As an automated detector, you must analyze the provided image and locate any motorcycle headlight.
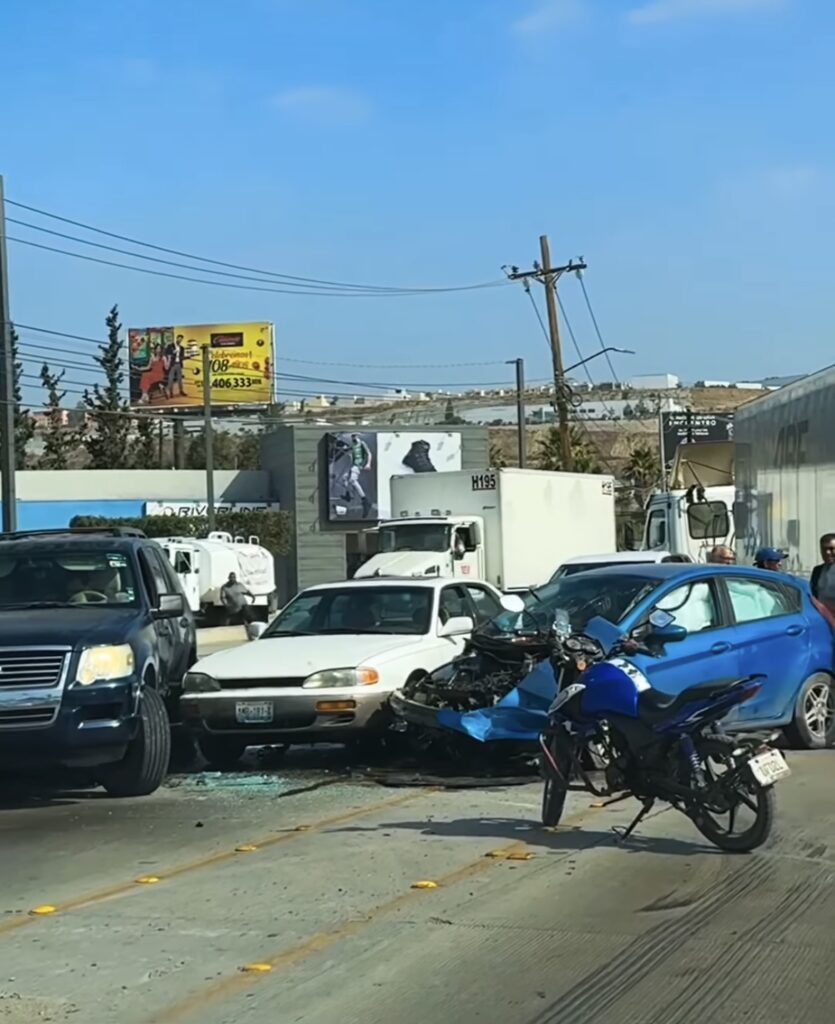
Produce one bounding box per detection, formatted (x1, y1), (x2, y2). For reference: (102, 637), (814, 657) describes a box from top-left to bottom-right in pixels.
(302, 667), (380, 689)
(76, 644), (135, 686)
(183, 672), (220, 693)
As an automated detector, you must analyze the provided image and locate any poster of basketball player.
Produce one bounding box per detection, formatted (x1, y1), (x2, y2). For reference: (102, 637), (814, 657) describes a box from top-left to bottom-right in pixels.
(327, 432), (379, 522)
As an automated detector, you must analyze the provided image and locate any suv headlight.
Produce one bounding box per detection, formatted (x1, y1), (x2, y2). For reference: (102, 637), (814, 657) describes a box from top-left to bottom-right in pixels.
(302, 667), (380, 689)
(183, 672), (220, 692)
(76, 644), (135, 686)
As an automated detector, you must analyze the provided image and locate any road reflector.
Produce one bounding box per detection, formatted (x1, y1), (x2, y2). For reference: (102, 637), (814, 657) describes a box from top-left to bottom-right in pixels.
(506, 851), (535, 861)
(485, 850), (507, 858)
(135, 875), (161, 884)
(590, 801), (606, 808)
(411, 880), (439, 889)
(30, 905), (57, 916)
(294, 825), (312, 831)
(236, 844), (259, 852)
(240, 962), (273, 973)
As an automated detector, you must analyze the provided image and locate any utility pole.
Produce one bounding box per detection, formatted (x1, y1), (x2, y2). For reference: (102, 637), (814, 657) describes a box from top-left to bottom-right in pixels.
(158, 418), (165, 469)
(0, 177), (17, 532)
(202, 346), (216, 532)
(506, 358), (527, 468)
(507, 240), (586, 473)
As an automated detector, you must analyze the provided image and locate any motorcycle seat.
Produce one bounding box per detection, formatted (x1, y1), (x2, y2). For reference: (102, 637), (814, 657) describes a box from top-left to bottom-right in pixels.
(638, 677), (746, 721)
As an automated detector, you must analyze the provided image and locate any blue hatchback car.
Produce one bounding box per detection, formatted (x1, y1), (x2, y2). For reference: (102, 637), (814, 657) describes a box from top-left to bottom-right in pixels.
(507, 564), (835, 749)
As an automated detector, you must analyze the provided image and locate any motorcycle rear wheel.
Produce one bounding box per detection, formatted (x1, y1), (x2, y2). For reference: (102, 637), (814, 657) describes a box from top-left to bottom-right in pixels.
(688, 736), (775, 853)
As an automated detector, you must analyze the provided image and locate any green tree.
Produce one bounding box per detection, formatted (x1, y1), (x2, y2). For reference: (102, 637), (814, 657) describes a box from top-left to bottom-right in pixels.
(82, 305), (131, 468)
(9, 326), (35, 466)
(130, 415), (158, 469)
(442, 399), (467, 425)
(38, 363), (76, 469)
(534, 425), (602, 474)
(623, 441), (659, 508)
(185, 429), (241, 469)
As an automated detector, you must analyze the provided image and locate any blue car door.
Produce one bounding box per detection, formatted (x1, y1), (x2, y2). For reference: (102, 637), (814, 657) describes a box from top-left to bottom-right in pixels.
(720, 575), (811, 722)
(625, 576), (740, 696)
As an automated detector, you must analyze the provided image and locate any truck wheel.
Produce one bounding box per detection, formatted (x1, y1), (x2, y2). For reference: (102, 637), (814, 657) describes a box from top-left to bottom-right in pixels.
(100, 687), (171, 797)
(784, 673), (835, 749)
(197, 736), (248, 769)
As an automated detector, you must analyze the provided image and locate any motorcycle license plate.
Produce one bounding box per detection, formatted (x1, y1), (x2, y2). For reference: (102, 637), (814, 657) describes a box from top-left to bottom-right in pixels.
(748, 748), (790, 786)
(235, 701), (274, 725)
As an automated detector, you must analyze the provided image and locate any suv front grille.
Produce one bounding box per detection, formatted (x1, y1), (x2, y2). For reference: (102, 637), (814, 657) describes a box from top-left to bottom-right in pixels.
(0, 649), (68, 689)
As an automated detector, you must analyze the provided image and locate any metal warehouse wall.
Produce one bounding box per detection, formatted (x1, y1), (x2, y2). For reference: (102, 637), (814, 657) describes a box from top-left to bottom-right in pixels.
(261, 424), (490, 596)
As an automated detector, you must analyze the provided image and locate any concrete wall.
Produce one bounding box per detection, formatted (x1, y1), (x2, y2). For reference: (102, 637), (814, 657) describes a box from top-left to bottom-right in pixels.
(261, 424), (490, 594)
(0, 470), (272, 530)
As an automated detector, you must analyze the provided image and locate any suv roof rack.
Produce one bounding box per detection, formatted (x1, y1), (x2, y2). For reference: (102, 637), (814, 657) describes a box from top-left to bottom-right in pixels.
(0, 527), (148, 540)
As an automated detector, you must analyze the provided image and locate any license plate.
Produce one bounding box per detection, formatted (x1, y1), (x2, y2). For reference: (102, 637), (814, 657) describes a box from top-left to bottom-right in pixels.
(235, 701), (273, 725)
(748, 748), (791, 786)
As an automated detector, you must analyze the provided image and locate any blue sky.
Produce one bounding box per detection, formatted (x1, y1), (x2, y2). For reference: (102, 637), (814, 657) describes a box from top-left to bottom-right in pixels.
(1, 0), (832, 404)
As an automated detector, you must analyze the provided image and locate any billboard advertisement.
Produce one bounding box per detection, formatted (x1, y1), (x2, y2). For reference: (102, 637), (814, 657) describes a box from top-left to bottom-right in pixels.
(128, 322), (273, 409)
(661, 411), (734, 468)
(326, 431), (462, 522)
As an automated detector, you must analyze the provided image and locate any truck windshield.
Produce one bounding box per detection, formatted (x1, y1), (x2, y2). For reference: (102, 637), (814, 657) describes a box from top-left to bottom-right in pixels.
(264, 586), (434, 636)
(0, 550), (139, 608)
(379, 524), (451, 553)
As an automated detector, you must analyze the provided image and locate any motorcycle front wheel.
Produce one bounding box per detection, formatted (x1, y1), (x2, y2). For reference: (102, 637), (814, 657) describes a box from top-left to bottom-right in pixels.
(688, 736), (775, 852)
(540, 733), (569, 827)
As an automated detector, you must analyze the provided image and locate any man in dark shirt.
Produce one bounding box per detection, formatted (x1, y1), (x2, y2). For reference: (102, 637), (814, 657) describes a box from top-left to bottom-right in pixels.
(220, 572), (254, 627)
(811, 533), (835, 610)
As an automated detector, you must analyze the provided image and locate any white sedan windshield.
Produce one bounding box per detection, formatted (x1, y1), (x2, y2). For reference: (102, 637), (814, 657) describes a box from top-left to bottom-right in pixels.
(264, 587), (434, 637)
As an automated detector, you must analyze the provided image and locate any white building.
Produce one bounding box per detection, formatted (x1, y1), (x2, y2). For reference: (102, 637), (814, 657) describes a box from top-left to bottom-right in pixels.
(628, 373), (681, 390)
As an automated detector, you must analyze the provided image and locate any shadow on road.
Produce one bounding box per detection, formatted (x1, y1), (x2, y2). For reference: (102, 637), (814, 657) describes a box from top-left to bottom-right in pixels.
(333, 814), (721, 857)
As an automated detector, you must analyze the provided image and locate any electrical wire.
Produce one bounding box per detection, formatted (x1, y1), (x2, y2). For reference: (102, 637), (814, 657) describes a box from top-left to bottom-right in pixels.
(5, 198), (511, 295)
(577, 272), (619, 385)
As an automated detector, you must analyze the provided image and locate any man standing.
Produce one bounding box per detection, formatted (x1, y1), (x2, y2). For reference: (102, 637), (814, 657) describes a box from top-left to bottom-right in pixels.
(220, 572), (254, 630)
(707, 545), (735, 565)
(811, 534), (835, 614)
(753, 547), (783, 571)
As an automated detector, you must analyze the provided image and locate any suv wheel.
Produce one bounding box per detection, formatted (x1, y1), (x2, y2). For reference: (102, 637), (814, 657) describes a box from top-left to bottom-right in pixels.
(197, 736), (248, 769)
(100, 687), (171, 797)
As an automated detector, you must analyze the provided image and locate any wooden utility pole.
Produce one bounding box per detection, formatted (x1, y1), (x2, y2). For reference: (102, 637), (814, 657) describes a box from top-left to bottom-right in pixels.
(507, 240), (586, 474)
(202, 346), (216, 532)
(539, 235), (571, 472)
(0, 176), (17, 532)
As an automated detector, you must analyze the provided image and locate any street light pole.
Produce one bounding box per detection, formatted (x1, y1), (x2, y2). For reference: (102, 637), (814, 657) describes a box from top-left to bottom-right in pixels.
(506, 358), (527, 468)
(202, 345), (216, 532)
(0, 176), (17, 533)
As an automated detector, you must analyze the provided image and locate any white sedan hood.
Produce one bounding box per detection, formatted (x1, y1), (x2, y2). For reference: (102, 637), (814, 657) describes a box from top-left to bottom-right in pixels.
(195, 634), (426, 679)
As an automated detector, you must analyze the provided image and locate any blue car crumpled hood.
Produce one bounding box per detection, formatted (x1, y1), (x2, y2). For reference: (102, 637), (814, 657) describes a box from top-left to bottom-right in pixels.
(435, 615), (621, 743)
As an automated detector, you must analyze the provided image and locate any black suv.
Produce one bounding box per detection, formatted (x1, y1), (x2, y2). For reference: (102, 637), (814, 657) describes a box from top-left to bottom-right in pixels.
(0, 528), (196, 796)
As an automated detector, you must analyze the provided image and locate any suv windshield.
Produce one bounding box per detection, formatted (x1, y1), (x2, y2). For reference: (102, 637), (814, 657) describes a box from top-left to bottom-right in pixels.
(379, 524), (450, 553)
(483, 573), (656, 637)
(264, 586), (434, 637)
(0, 549), (139, 608)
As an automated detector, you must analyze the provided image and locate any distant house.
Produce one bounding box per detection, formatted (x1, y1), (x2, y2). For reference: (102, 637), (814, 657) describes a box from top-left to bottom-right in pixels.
(628, 373), (681, 390)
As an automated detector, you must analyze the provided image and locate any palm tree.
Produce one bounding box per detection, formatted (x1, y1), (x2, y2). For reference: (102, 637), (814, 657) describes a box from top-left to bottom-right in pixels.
(535, 425), (602, 473)
(624, 442), (659, 508)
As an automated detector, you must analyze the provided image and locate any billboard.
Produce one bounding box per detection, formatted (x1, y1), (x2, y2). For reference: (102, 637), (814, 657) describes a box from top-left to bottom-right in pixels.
(128, 322), (273, 409)
(660, 411), (734, 469)
(326, 431), (463, 522)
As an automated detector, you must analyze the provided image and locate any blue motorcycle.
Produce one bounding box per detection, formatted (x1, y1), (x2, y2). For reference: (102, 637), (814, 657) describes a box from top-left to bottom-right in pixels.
(537, 609), (789, 851)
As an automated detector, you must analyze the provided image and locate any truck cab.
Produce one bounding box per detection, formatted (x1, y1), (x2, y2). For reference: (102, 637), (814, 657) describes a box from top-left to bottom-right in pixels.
(642, 440), (735, 562)
(354, 516), (485, 581)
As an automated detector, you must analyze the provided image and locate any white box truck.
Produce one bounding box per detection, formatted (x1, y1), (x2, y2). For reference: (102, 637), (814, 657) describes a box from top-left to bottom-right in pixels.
(354, 467), (616, 591)
(734, 367), (835, 575)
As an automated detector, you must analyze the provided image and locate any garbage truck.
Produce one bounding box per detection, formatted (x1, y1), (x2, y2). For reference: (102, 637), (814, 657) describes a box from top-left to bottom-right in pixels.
(353, 468), (616, 591)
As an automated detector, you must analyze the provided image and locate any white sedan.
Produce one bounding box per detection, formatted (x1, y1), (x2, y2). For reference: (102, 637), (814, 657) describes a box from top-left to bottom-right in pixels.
(180, 576), (507, 766)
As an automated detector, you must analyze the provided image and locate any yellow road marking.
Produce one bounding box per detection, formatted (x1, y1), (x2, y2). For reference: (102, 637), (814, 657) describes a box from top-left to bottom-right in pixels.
(0, 787), (436, 939)
(148, 797), (617, 1024)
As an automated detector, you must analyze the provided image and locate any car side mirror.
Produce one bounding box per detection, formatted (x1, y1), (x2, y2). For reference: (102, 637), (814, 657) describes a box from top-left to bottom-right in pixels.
(247, 621), (267, 640)
(500, 594), (525, 614)
(645, 609), (688, 644)
(439, 615), (474, 637)
(154, 593), (185, 619)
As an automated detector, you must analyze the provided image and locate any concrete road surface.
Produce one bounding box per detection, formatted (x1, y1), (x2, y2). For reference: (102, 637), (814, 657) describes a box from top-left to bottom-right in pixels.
(1, 751), (833, 1024)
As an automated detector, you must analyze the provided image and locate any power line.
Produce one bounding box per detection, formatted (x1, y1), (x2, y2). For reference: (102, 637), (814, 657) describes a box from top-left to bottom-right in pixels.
(6, 198), (511, 295)
(577, 272), (619, 384)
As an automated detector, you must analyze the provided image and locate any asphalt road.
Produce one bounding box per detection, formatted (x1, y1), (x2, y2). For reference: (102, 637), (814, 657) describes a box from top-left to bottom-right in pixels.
(1, 748), (833, 1024)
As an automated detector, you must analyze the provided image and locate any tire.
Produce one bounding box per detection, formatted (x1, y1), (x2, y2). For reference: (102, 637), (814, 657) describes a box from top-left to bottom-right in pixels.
(197, 735), (249, 770)
(688, 736), (775, 852)
(540, 733), (569, 827)
(100, 687), (171, 798)
(783, 672), (835, 750)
